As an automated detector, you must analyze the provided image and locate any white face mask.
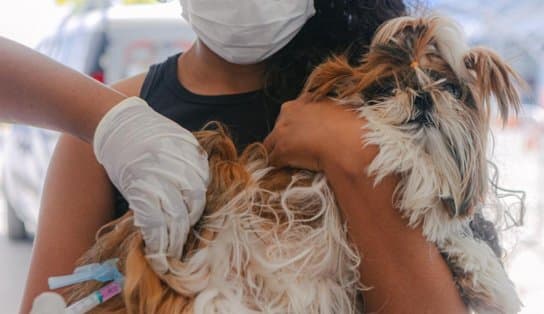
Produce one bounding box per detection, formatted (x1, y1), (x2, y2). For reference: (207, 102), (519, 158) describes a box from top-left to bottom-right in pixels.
(179, 0), (315, 64)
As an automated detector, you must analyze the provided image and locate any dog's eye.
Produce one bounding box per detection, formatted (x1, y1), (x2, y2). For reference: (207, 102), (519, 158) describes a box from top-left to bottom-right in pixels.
(364, 82), (396, 99)
(443, 83), (461, 99)
(377, 84), (395, 96)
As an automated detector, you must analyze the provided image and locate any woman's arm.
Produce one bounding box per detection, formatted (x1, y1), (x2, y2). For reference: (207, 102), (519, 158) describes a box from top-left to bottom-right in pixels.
(21, 134), (116, 314)
(0, 37), (125, 142)
(324, 161), (467, 313)
(19, 77), (145, 314)
(265, 98), (467, 313)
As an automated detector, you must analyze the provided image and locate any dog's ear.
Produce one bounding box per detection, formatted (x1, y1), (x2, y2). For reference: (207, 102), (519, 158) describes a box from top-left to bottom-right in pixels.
(303, 55), (359, 100)
(463, 47), (524, 122)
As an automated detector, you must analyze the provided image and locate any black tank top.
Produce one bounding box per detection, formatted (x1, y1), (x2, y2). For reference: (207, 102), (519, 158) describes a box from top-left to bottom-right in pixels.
(113, 53), (279, 216)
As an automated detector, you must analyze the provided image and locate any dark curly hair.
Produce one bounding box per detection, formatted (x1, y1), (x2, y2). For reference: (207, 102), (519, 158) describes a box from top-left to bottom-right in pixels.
(263, 0), (408, 107)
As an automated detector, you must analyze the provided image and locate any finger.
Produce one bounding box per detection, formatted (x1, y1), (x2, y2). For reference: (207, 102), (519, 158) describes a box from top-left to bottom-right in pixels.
(146, 253), (169, 275)
(160, 184), (189, 219)
(263, 130), (277, 153)
(182, 189), (207, 225)
(267, 138), (295, 169)
(267, 146), (283, 168)
(139, 225), (169, 273)
(269, 147), (320, 171)
(166, 215), (190, 260)
(296, 92), (313, 103)
(268, 146), (295, 169)
(132, 181), (192, 261)
(128, 178), (165, 228)
(158, 185), (192, 259)
(276, 98), (297, 123)
(139, 225), (167, 255)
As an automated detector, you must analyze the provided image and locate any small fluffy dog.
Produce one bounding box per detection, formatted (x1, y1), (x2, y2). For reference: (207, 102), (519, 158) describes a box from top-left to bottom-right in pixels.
(61, 15), (521, 313)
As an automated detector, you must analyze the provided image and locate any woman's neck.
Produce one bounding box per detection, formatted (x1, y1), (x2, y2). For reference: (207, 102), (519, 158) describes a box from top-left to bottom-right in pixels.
(178, 40), (266, 95)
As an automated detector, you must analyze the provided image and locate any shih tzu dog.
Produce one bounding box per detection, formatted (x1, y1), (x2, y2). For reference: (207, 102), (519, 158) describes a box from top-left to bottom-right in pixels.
(48, 15), (521, 314)
(305, 15), (523, 313)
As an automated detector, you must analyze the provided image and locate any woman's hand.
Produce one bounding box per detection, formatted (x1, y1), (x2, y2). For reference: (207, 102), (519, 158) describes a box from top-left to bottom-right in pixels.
(263, 95), (377, 177)
(0, 37), (125, 141)
(265, 95), (468, 313)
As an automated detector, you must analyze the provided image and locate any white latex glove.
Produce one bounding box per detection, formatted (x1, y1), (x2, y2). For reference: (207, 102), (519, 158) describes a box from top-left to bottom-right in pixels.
(93, 97), (209, 274)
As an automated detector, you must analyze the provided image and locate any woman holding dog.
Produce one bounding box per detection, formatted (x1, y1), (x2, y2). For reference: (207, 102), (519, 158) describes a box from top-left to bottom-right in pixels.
(20, 0), (470, 313)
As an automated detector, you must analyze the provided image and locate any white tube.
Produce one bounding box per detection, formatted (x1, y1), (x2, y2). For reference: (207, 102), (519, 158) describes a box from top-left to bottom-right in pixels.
(65, 281), (122, 314)
(65, 292), (100, 314)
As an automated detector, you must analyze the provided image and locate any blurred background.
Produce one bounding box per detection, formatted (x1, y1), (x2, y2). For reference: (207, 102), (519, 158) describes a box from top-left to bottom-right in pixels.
(0, 0), (543, 313)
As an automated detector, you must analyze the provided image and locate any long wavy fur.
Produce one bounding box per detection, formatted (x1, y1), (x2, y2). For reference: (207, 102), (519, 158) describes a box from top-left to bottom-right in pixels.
(63, 124), (361, 313)
(62, 15), (524, 314)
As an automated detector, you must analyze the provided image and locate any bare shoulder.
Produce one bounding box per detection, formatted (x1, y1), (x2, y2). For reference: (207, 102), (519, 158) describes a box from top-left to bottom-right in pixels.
(110, 72), (147, 96)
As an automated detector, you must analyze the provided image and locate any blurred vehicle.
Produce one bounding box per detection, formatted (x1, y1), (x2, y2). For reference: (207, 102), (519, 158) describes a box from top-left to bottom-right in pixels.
(3, 1), (195, 239)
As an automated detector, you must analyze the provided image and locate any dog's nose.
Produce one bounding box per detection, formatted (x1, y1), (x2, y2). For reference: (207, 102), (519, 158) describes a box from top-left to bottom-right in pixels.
(415, 91), (433, 112)
(412, 91), (434, 126)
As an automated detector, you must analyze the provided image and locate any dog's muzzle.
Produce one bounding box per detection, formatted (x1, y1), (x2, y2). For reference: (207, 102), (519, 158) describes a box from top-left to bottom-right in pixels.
(410, 91), (434, 126)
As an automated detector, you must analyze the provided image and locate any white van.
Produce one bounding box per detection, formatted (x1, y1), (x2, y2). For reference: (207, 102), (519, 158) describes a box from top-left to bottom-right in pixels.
(3, 2), (195, 239)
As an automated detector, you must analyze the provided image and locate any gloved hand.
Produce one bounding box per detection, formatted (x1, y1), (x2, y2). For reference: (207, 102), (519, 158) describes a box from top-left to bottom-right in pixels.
(93, 97), (209, 274)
